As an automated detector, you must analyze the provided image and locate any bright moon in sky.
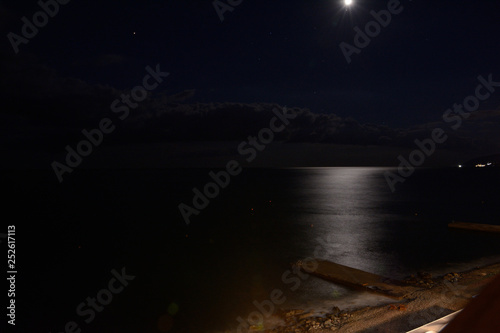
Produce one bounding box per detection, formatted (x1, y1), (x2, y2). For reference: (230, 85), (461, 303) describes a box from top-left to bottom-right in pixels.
(345, 0), (353, 5)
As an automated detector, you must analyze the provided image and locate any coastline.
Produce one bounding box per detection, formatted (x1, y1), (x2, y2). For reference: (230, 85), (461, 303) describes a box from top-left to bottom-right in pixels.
(259, 262), (500, 332)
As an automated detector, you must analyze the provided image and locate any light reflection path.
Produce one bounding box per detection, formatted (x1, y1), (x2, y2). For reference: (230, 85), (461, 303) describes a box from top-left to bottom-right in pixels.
(293, 167), (396, 276)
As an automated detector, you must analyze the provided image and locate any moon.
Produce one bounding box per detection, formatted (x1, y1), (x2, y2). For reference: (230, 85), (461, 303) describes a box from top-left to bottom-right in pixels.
(344, 0), (353, 5)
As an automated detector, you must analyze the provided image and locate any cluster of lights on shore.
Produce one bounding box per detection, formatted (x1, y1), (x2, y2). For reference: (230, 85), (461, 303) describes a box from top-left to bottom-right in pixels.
(458, 162), (494, 168)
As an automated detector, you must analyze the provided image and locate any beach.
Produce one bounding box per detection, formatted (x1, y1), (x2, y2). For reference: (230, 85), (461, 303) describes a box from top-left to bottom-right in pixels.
(261, 262), (500, 332)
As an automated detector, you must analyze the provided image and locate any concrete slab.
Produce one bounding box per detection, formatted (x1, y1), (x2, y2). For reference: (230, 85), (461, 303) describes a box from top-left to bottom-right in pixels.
(448, 221), (500, 233)
(298, 259), (413, 299)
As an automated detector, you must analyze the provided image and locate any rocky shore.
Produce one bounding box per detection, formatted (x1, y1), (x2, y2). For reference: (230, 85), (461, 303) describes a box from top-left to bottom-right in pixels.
(258, 263), (500, 333)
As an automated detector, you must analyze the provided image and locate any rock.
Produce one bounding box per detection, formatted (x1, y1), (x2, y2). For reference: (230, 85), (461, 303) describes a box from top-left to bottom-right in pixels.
(286, 309), (304, 317)
(389, 304), (407, 311)
(298, 313), (314, 320)
(331, 306), (341, 316)
(444, 272), (461, 283)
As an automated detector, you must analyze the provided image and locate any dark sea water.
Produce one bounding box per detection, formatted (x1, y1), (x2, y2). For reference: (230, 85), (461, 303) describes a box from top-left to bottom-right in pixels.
(3, 167), (500, 332)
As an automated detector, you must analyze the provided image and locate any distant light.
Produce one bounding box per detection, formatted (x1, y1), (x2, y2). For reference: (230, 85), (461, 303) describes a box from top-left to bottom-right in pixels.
(487, 162), (492, 166)
(344, 0), (353, 5)
(458, 165), (462, 168)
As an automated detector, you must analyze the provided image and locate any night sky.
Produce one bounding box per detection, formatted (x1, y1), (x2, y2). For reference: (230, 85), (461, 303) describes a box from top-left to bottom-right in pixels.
(1, 0), (500, 171)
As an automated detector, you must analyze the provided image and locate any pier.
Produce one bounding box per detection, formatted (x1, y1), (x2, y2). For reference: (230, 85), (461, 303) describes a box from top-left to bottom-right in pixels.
(448, 221), (500, 234)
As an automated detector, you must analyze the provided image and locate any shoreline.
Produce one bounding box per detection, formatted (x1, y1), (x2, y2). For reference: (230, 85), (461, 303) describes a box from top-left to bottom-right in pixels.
(259, 262), (500, 332)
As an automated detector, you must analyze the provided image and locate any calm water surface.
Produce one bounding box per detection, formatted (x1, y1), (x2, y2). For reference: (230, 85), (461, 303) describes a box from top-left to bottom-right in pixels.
(3, 167), (500, 332)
